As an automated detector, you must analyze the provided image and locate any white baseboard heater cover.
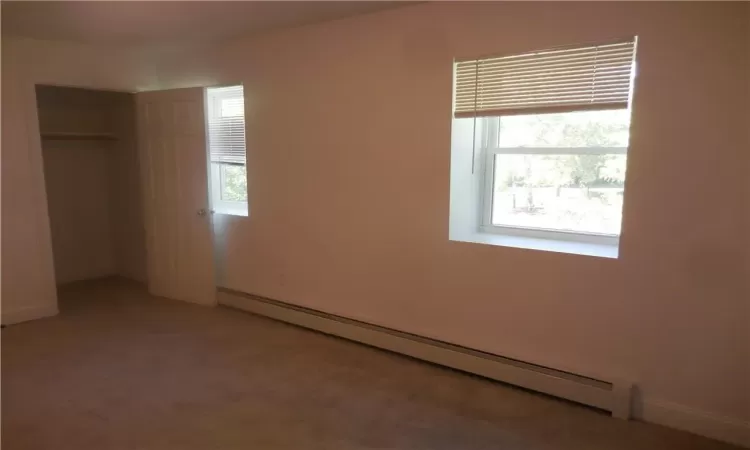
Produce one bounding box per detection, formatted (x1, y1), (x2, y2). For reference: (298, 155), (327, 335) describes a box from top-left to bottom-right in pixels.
(218, 288), (633, 419)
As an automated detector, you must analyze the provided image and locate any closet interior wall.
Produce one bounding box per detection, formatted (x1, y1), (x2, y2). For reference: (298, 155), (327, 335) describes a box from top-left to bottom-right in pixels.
(36, 86), (146, 285)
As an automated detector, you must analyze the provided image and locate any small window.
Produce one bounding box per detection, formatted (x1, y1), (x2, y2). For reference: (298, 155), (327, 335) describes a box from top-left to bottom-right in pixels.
(450, 39), (637, 254)
(206, 85), (248, 216)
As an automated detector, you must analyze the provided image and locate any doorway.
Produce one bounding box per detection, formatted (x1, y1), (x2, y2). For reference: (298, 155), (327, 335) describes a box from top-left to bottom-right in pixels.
(36, 85), (146, 286)
(36, 85), (219, 306)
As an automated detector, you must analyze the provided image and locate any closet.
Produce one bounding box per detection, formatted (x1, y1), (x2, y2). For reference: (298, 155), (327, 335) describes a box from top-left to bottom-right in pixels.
(36, 85), (146, 285)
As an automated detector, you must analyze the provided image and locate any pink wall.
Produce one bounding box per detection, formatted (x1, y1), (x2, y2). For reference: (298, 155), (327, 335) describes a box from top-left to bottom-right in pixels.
(1, 42), (59, 323)
(213, 1), (750, 437)
(42, 141), (118, 283)
(1, 2), (747, 443)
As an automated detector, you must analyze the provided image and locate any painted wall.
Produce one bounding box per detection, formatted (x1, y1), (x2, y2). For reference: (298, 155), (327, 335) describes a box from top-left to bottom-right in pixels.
(109, 93), (148, 283)
(1, 3), (748, 443)
(1, 41), (58, 324)
(210, 2), (749, 443)
(3, 38), (154, 92)
(42, 141), (117, 283)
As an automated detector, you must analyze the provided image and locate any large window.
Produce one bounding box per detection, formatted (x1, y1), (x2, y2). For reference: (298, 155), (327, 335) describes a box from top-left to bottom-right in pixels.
(483, 109), (629, 243)
(206, 85), (248, 216)
(451, 39), (636, 251)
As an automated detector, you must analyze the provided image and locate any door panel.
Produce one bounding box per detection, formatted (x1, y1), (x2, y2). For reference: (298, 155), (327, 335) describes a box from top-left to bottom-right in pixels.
(136, 88), (215, 305)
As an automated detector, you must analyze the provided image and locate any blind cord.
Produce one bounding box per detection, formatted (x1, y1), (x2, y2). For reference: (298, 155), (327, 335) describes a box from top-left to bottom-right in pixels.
(471, 60), (479, 174)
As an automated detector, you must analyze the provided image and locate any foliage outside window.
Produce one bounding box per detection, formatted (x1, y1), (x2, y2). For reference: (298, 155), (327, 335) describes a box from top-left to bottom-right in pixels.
(484, 110), (630, 238)
(220, 164), (248, 202)
(454, 39), (637, 248)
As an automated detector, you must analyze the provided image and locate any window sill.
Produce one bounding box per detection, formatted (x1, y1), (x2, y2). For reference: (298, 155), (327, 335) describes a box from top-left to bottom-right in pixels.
(455, 232), (618, 259)
(213, 202), (248, 217)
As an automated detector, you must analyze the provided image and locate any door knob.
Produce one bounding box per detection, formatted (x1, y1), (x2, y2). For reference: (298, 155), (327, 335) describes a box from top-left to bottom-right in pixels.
(197, 208), (207, 216)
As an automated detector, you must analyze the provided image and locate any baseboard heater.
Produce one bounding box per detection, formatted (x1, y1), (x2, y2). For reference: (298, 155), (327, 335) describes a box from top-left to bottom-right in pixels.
(218, 288), (633, 419)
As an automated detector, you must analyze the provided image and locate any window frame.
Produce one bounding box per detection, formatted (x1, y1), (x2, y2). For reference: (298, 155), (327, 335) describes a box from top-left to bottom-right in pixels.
(206, 85), (248, 217)
(210, 162), (248, 217)
(478, 115), (628, 246)
(209, 90), (244, 119)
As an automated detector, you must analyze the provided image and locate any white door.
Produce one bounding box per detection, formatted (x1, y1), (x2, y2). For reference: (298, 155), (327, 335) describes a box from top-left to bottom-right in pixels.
(136, 88), (215, 305)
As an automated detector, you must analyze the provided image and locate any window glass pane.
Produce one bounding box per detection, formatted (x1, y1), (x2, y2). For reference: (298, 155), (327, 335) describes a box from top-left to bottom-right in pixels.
(220, 164), (248, 202)
(498, 110), (630, 148)
(221, 98), (244, 117)
(492, 154), (626, 235)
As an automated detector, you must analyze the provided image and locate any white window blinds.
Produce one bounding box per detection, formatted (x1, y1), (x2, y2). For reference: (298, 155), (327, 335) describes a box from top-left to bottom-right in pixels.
(454, 39), (636, 118)
(207, 85), (246, 165)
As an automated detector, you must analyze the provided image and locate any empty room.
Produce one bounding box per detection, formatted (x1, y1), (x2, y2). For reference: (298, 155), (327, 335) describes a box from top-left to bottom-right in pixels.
(1, 1), (748, 449)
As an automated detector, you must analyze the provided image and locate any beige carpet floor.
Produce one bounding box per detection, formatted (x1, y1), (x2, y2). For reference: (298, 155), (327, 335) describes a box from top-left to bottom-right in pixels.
(1, 278), (740, 450)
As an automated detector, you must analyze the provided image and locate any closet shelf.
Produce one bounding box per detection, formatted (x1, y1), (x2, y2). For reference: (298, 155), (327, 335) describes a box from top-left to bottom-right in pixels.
(41, 132), (118, 141)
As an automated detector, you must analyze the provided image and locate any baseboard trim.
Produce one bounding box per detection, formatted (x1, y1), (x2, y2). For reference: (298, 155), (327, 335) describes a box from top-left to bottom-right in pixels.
(638, 399), (750, 447)
(217, 288), (633, 418)
(1, 304), (58, 325)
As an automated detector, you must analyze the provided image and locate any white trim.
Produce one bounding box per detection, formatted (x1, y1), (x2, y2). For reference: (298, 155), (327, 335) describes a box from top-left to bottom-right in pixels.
(488, 146), (628, 155)
(480, 147), (494, 225)
(218, 289), (750, 446)
(456, 232), (619, 258)
(637, 399), (750, 448)
(218, 288), (632, 418)
(214, 202), (248, 217)
(480, 224), (619, 246)
(209, 163), (248, 217)
(1, 304), (59, 325)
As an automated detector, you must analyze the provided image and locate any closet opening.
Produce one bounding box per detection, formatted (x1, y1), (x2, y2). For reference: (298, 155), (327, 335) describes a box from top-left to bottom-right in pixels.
(35, 85), (146, 287)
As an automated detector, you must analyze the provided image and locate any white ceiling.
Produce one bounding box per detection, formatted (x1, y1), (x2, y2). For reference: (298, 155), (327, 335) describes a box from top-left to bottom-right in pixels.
(1, 1), (412, 46)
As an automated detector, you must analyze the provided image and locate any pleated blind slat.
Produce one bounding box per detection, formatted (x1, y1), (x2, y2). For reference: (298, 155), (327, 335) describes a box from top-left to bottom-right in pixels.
(454, 39), (636, 118)
(207, 85), (246, 165)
